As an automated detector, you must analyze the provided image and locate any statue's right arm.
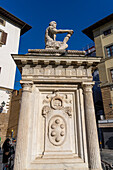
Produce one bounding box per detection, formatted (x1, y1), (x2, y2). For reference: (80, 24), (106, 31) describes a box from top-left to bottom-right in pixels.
(51, 28), (73, 35)
(57, 29), (73, 34)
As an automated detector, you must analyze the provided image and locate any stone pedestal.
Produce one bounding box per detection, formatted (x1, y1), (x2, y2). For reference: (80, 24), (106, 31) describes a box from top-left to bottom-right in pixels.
(13, 49), (102, 170)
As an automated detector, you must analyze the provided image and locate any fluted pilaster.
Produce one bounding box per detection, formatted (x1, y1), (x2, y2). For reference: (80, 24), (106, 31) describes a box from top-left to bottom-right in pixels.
(14, 83), (33, 170)
(83, 83), (102, 170)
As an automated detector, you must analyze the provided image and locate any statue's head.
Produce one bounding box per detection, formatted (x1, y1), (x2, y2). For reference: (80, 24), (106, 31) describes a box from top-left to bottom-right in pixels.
(49, 21), (57, 28)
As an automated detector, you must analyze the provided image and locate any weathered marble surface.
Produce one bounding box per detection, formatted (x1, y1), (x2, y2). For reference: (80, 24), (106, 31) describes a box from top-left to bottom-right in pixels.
(13, 50), (102, 170)
(45, 21), (73, 50)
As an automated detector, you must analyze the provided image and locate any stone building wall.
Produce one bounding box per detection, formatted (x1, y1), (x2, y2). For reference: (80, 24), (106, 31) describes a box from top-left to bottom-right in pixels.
(0, 111), (10, 147)
(93, 20), (113, 58)
(0, 92), (12, 146)
(0, 89), (22, 147)
(101, 87), (113, 119)
(7, 89), (22, 139)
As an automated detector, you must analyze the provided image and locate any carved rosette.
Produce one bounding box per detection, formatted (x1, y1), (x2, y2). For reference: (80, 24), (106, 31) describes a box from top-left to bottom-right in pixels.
(48, 116), (66, 146)
(51, 96), (63, 110)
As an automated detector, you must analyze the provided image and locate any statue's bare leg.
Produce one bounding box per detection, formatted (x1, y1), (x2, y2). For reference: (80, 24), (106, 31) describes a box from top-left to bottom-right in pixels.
(59, 43), (68, 50)
(58, 33), (72, 50)
(63, 33), (72, 44)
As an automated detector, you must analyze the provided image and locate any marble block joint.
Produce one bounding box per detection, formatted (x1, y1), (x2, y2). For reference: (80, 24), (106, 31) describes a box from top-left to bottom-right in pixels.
(12, 49), (102, 170)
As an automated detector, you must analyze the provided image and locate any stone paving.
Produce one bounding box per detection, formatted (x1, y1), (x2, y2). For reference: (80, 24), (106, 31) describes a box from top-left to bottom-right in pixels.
(0, 149), (113, 169)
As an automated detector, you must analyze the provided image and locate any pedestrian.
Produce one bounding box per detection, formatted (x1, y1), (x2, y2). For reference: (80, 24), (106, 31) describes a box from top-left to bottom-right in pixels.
(2, 138), (11, 170)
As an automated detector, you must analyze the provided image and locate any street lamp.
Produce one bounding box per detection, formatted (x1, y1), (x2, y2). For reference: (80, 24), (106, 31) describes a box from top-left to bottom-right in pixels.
(0, 101), (5, 113)
(1, 101), (5, 107)
(109, 103), (113, 108)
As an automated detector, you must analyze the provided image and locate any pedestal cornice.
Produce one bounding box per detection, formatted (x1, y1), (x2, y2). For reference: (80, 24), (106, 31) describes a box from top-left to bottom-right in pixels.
(12, 49), (101, 84)
(12, 49), (101, 68)
(12, 57), (101, 67)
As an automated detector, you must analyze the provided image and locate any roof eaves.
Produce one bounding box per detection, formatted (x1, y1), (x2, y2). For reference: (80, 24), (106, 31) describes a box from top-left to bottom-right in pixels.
(0, 7), (32, 35)
(82, 13), (113, 40)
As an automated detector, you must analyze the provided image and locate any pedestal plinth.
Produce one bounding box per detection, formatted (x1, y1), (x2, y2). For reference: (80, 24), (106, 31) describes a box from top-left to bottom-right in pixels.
(13, 49), (102, 170)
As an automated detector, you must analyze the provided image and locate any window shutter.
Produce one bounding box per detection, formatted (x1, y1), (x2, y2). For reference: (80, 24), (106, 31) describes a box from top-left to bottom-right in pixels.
(1, 31), (7, 45)
(0, 18), (5, 26)
(0, 18), (4, 25)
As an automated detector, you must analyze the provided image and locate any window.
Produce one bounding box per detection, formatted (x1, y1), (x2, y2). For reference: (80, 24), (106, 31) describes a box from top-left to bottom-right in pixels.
(0, 30), (7, 46)
(110, 69), (113, 82)
(103, 29), (111, 36)
(106, 45), (113, 57)
(0, 17), (5, 26)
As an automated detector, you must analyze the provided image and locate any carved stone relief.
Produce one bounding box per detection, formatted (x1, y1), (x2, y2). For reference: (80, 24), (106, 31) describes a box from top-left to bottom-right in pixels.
(48, 116), (66, 146)
(65, 106), (72, 117)
(51, 96), (63, 110)
(42, 92), (72, 117)
(23, 64), (92, 78)
(42, 105), (51, 117)
(42, 92), (72, 147)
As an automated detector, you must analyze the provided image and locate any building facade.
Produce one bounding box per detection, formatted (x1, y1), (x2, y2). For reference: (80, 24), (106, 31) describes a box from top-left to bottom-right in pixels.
(7, 90), (22, 139)
(0, 7), (31, 145)
(82, 14), (113, 149)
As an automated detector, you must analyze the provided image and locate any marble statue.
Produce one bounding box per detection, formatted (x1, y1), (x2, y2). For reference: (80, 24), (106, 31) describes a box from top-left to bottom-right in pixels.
(45, 21), (74, 50)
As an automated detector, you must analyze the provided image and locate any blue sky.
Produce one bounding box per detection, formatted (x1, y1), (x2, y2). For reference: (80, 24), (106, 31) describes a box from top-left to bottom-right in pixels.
(1, 0), (113, 53)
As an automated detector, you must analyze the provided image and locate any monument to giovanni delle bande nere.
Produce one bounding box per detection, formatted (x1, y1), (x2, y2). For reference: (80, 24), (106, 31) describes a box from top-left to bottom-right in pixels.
(12, 21), (102, 170)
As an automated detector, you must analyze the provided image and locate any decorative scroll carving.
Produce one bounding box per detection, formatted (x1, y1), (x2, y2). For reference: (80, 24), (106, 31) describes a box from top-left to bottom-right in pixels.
(43, 95), (51, 104)
(42, 105), (51, 117)
(42, 92), (72, 117)
(65, 107), (72, 117)
(63, 94), (72, 104)
(48, 116), (66, 146)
